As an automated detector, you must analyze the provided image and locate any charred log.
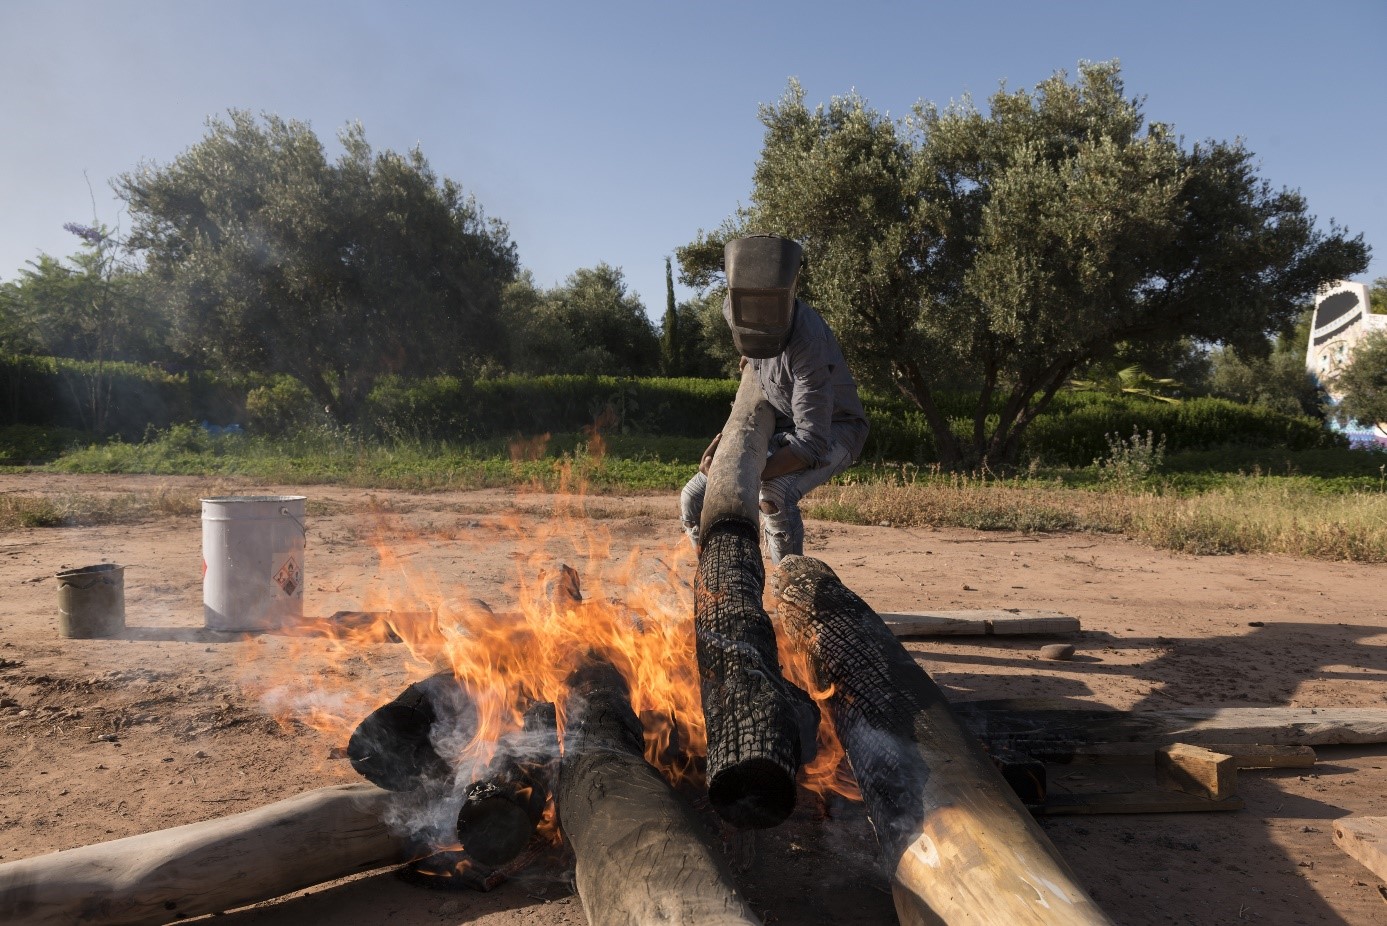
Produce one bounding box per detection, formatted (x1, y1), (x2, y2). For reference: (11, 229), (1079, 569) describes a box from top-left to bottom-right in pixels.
(773, 555), (1113, 926)
(455, 701), (558, 868)
(695, 366), (817, 830)
(347, 672), (476, 792)
(558, 661), (759, 926)
(696, 520), (817, 829)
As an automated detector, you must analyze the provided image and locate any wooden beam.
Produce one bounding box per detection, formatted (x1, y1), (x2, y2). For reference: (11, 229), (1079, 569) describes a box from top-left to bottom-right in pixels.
(699, 365), (775, 537)
(1037, 790), (1245, 816)
(0, 784), (407, 926)
(773, 555), (1113, 926)
(881, 611), (1079, 637)
(1047, 742), (1316, 768)
(1155, 744), (1238, 800)
(954, 702), (1387, 751)
(1333, 817), (1387, 883)
(557, 662), (760, 926)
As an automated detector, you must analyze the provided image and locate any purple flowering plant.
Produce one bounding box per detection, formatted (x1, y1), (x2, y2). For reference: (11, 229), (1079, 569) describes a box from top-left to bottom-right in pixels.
(63, 221), (108, 245)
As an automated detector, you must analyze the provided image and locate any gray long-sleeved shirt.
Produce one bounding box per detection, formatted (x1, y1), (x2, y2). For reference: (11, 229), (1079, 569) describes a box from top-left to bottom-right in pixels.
(748, 299), (869, 469)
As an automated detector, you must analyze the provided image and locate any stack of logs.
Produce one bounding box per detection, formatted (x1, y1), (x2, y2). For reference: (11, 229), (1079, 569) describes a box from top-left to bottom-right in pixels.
(0, 366), (1118, 926)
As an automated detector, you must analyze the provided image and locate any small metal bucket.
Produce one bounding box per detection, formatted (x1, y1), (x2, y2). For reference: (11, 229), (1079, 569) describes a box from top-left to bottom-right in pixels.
(56, 564), (125, 638)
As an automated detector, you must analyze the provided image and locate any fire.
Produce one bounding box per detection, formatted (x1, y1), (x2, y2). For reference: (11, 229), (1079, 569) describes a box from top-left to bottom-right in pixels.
(248, 454), (858, 829)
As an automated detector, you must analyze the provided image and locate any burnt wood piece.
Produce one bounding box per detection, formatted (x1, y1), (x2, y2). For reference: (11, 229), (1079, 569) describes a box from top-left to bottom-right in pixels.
(696, 519), (818, 829)
(456, 701), (558, 867)
(1037, 791), (1245, 815)
(773, 555), (1113, 926)
(347, 672), (476, 791)
(557, 662), (760, 926)
(953, 701), (1387, 754)
(0, 784), (407, 926)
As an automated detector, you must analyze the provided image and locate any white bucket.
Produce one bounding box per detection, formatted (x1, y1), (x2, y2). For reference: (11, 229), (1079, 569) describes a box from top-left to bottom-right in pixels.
(202, 495), (306, 631)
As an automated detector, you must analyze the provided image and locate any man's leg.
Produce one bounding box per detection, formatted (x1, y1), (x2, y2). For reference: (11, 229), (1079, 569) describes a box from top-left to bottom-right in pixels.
(679, 470), (708, 549)
(758, 443), (853, 564)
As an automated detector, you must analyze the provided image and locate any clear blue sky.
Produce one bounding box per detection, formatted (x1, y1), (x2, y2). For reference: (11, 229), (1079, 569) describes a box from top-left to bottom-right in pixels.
(3, 0), (1383, 322)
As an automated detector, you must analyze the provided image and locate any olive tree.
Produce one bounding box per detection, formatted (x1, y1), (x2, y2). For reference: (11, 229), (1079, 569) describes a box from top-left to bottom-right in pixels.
(679, 62), (1368, 469)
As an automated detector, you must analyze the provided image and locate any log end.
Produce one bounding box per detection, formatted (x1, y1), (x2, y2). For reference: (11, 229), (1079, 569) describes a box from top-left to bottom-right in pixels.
(346, 702), (451, 791)
(456, 791), (539, 867)
(708, 757), (797, 829)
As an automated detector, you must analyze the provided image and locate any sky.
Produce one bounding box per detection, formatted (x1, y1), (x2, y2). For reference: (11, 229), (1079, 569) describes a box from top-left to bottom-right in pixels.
(2, 0), (1384, 323)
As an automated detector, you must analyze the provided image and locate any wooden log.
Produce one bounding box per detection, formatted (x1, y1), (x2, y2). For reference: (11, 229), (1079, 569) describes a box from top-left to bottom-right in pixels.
(346, 671), (476, 791)
(696, 521), (817, 828)
(698, 365), (775, 538)
(456, 701), (557, 867)
(1155, 744), (1238, 800)
(881, 611), (1079, 637)
(1333, 817), (1387, 882)
(0, 784), (407, 926)
(694, 365), (816, 829)
(773, 555), (1112, 926)
(557, 662), (760, 926)
(953, 702), (1387, 752)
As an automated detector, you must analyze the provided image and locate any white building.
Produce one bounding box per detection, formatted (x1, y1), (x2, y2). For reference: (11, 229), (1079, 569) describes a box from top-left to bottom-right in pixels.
(1307, 279), (1386, 447)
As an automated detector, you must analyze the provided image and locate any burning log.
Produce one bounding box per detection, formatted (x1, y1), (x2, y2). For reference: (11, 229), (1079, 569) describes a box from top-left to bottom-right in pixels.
(346, 671), (476, 792)
(558, 661), (760, 926)
(455, 701), (557, 867)
(695, 366), (817, 830)
(0, 784), (407, 926)
(773, 556), (1114, 926)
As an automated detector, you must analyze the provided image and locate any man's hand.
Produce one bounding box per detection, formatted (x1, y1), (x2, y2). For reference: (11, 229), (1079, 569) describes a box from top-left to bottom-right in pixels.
(698, 433), (722, 475)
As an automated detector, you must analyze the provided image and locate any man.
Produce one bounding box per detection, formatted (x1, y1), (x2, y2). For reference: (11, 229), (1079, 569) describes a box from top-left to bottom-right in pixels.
(680, 234), (869, 563)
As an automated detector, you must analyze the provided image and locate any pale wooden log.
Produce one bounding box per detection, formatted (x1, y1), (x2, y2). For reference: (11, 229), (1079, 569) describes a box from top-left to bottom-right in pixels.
(881, 611), (1079, 637)
(1332, 817), (1387, 882)
(773, 555), (1113, 926)
(954, 702), (1387, 752)
(1155, 744), (1238, 800)
(698, 364), (774, 538)
(558, 662), (760, 926)
(1037, 791), (1244, 816)
(0, 784), (407, 926)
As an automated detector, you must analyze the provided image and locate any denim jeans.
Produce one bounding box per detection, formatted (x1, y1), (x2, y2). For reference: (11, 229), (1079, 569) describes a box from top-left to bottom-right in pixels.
(680, 439), (855, 564)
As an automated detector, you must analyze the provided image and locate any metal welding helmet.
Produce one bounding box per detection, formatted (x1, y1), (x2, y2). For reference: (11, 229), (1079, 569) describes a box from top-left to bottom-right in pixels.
(722, 234), (803, 358)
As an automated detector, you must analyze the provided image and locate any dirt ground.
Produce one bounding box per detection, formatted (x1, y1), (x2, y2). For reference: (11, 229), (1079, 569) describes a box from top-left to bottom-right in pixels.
(1, 472), (1385, 925)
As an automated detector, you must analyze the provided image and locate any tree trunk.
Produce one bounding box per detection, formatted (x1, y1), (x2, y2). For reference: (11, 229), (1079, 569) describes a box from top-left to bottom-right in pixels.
(696, 366), (817, 830)
(772, 555), (1113, 926)
(0, 784), (407, 926)
(557, 662), (760, 926)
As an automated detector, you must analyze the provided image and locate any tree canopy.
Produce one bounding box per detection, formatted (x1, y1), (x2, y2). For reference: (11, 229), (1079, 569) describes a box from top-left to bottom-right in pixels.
(117, 111), (518, 423)
(1331, 331), (1387, 426)
(678, 62), (1369, 469)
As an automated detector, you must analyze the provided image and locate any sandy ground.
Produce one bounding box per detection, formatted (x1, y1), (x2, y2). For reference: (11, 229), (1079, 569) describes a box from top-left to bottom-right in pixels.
(1, 472), (1385, 925)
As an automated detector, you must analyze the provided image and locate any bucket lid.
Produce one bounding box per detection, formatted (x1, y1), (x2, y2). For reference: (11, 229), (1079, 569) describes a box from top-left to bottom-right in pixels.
(56, 563), (124, 579)
(201, 495), (307, 504)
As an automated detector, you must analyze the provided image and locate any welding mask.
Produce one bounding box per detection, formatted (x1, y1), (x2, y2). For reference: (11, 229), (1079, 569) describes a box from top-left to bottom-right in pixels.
(722, 234), (803, 359)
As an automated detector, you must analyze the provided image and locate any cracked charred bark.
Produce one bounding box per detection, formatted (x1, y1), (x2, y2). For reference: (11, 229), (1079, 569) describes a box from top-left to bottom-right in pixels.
(772, 555), (1113, 926)
(557, 662), (759, 926)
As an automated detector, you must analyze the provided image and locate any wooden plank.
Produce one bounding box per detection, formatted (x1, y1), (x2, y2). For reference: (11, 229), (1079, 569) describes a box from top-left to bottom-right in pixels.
(1047, 742), (1316, 768)
(881, 611), (1080, 637)
(1333, 817), (1387, 882)
(1155, 744), (1238, 800)
(1037, 790), (1245, 816)
(954, 703), (1387, 750)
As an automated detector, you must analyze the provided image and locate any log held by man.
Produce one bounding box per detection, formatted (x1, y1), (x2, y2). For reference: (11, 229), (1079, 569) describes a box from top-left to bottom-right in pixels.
(773, 555), (1113, 926)
(695, 365), (818, 829)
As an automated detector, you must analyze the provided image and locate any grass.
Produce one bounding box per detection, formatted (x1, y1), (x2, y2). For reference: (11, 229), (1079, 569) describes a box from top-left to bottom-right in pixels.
(5, 424), (1386, 562)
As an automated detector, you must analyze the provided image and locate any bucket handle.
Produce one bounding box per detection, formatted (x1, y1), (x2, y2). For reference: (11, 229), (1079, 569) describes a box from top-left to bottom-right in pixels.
(280, 506), (307, 539)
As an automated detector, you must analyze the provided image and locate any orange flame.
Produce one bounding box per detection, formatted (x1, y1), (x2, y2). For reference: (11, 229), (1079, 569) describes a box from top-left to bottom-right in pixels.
(247, 450), (857, 813)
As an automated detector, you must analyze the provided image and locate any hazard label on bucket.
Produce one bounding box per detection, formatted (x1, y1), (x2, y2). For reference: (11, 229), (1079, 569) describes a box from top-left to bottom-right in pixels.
(274, 557), (301, 597)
